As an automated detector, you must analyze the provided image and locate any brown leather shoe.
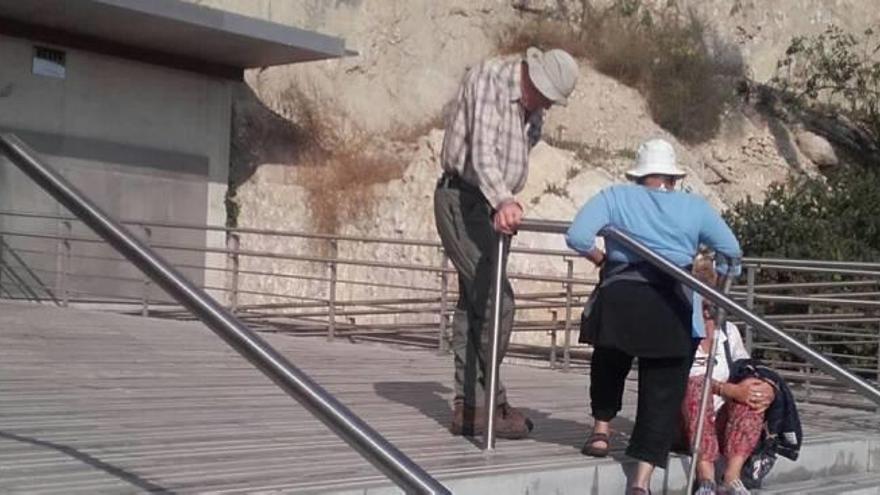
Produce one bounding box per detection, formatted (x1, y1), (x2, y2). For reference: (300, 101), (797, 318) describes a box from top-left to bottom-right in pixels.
(494, 403), (534, 440)
(450, 402), (485, 436)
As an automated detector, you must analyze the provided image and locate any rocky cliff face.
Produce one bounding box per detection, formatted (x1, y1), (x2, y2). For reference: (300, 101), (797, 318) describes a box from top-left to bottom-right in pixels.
(194, 0), (880, 218)
(195, 0), (879, 134)
(186, 0), (877, 341)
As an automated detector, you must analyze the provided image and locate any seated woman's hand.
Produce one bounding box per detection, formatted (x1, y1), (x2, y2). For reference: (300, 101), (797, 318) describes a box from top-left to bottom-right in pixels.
(748, 378), (776, 412)
(728, 378), (775, 412)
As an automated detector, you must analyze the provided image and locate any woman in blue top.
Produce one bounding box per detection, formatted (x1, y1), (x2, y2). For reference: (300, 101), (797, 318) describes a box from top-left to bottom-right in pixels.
(566, 138), (742, 495)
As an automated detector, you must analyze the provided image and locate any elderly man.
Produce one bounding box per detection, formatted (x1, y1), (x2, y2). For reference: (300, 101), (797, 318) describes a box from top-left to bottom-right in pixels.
(434, 47), (578, 439)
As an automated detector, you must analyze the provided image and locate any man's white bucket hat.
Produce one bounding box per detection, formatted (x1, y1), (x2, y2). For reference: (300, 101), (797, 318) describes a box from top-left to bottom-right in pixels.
(525, 47), (578, 106)
(626, 138), (687, 179)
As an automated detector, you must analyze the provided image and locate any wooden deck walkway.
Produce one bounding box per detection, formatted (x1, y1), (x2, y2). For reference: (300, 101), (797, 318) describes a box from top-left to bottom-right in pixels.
(1, 302), (878, 494)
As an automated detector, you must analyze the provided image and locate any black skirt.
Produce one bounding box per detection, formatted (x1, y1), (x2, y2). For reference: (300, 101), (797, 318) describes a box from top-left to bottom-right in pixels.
(588, 279), (694, 358)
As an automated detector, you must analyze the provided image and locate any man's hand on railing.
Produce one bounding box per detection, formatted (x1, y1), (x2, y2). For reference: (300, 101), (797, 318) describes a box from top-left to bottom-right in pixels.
(493, 200), (523, 235)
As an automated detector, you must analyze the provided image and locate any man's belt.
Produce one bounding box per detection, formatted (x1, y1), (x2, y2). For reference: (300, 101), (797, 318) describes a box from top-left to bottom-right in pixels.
(437, 172), (480, 193)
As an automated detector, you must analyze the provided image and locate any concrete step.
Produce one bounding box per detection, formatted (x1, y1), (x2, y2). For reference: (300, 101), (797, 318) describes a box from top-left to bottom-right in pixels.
(338, 432), (880, 494)
(757, 472), (880, 494)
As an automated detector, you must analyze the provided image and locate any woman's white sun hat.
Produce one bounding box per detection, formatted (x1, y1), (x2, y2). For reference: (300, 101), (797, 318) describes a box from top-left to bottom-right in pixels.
(625, 138), (687, 179)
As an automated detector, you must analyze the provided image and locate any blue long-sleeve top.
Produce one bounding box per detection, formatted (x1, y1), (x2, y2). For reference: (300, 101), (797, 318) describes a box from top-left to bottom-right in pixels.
(566, 184), (743, 338)
(566, 184), (742, 268)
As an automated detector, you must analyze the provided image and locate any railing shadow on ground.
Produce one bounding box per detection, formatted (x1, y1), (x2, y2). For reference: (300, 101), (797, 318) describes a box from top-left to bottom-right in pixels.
(0, 132), (451, 494)
(0, 430), (177, 494)
(0, 236), (59, 304)
(373, 380), (634, 451)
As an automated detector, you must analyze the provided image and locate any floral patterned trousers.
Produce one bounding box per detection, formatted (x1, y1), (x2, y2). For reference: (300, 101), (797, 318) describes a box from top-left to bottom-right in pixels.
(681, 376), (764, 462)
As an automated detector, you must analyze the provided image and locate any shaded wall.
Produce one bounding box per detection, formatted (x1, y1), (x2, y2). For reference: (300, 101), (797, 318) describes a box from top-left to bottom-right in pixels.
(0, 34), (231, 302)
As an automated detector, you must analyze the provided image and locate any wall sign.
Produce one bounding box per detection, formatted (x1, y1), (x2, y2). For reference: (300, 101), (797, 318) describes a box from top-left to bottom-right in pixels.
(33, 46), (66, 79)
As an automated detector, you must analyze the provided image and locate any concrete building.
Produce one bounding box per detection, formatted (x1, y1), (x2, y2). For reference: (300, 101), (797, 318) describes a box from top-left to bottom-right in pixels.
(0, 0), (349, 303)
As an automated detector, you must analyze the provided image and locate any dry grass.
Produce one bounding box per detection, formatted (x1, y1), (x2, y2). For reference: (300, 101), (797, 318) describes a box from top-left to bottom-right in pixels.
(496, 16), (587, 58)
(496, 0), (745, 144)
(545, 137), (635, 164)
(230, 84), (417, 234)
(297, 146), (406, 235)
(279, 87), (408, 235)
(389, 113), (446, 143)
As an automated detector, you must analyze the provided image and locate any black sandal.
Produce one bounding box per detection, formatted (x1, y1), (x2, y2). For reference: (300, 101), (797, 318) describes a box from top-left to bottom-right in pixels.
(581, 431), (611, 457)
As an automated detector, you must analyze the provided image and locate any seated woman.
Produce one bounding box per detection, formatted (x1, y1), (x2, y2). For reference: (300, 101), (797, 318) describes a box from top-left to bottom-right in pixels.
(684, 259), (776, 495)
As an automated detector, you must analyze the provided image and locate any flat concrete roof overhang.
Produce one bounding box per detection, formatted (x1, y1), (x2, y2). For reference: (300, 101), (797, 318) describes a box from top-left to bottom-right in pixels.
(0, 0), (352, 79)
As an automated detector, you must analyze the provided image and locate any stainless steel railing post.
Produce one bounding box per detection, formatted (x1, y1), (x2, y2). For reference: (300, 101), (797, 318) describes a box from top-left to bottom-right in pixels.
(745, 264), (756, 352)
(686, 267), (734, 494)
(876, 321), (880, 413)
(60, 220), (71, 307)
(327, 239), (338, 341)
(227, 232), (240, 314)
(438, 250), (450, 354)
(141, 226), (152, 317)
(483, 234), (508, 452)
(0, 133), (451, 495)
(0, 233), (4, 295)
(563, 257), (574, 371)
(549, 310), (558, 369)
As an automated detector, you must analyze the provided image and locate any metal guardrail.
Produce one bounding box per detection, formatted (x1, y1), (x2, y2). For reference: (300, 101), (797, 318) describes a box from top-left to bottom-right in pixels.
(688, 260), (735, 494)
(0, 133), (451, 494)
(0, 212), (592, 317)
(0, 210), (595, 371)
(3, 149), (880, 406)
(4, 207), (880, 398)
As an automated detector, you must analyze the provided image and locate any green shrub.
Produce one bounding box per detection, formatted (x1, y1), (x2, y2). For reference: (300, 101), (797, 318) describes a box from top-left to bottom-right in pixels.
(724, 168), (880, 261)
(726, 25), (880, 371)
(725, 169), (880, 368)
(732, 25), (880, 262)
(772, 24), (880, 167)
(774, 25), (880, 144)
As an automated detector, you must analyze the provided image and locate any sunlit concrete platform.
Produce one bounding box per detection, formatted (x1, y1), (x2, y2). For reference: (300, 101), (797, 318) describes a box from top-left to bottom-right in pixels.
(1, 302), (879, 494)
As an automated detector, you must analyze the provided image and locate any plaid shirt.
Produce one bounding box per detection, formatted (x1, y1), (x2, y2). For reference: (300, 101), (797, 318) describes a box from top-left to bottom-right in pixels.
(440, 57), (543, 209)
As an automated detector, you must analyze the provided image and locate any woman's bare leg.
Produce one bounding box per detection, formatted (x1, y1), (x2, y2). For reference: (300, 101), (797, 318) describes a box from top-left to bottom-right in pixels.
(723, 455), (748, 484)
(631, 461), (654, 489)
(719, 400), (765, 484)
(698, 459), (715, 482)
(589, 419), (611, 449)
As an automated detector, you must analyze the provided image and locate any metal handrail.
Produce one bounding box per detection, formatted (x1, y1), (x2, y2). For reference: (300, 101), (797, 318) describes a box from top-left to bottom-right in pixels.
(0, 227), (597, 284)
(0, 208), (573, 257)
(0, 133), (450, 494)
(6, 218), (879, 380)
(483, 234), (508, 451)
(515, 218), (880, 405)
(5, 209), (880, 274)
(743, 257), (880, 271)
(687, 259), (735, 494)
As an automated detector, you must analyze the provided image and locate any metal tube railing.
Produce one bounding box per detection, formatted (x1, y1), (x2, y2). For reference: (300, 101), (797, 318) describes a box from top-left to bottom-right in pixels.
(743, 257), (880, 271)
(482, 234), (508, 451)
(687, 271), (734, 494)
(515, 218), (880, 405)
(0, 133), (450, 494)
